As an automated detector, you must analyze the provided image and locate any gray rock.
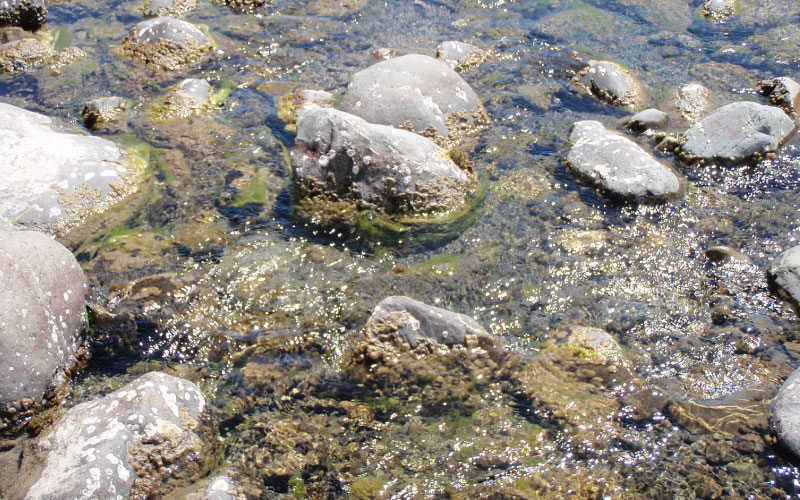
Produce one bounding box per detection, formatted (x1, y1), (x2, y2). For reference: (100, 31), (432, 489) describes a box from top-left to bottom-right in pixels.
(572, 60), (642, 108)
(119, 17), (213, 71)
(565, 120), (683, 201)
(435, 40), (487, 71)
(621, 108), (669, 133)
(759, 77), (800, 116)
(674, 83), (711, 125)
(0, 38), (52, 72)
(185, 471), (244, 500)
(772, 365), (800, 459)
(680, 101), (795, 164)
(340, 53), (485, 138)
(769, 245), (800, 307)
(292, 107), (475, 216)
(154, 78), (216, 120)
(705, 245), (751, 264)
(703, 0), (734, 19)
(24, 372), (206, 500)
(81, 96), (128, 130)
(554, 325), (622, 362)
(0, 103), (142, 235)
(0, 230), (86, 419)
(366, 296), (493, 349)
(0, 0), (45, 31)
(278, 88), (333, 128)
(141, 0), (198, 17)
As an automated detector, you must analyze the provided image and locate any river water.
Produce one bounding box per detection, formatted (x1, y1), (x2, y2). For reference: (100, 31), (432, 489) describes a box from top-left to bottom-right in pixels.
(3, 0), (800, 498)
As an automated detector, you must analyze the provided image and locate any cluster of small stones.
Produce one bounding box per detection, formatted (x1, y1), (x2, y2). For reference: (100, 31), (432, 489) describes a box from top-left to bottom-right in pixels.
(0, 38), (85, 73)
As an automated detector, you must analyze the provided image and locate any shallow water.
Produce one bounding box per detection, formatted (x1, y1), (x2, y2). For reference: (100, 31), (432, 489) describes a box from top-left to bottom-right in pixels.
(3, 0), (800, 498)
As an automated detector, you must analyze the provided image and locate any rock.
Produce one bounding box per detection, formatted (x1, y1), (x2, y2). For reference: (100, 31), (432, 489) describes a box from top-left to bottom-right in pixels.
(571, 60), (642, 108)
(277, 88), (334, 129)
(141, 0), (198, 17)
(153, 78), (216, 119)
(211, 0), (269, 11)
(759, 77), (800, 117)
(565, 120), (684, 201)
(620, 108), (669, 133)
(555, 326), (621, 359)
(0, 103), (143, 235)
(340, 54), (486, 138)
(291, 107), (475, 219)
(674, 83), (711, 125)
(371, 47), (395, 61)
(703, 0), (734, 19)
(0, 0), (45, 31)
(0, 38), (52, 72)
(81, 96), (128, 130)
(680, 102), (795, 164)
(119, 17), (213, 71)
(0, 230), (86, 423)
(185, 471), (244, 500)
(705, 245), (751, 264)
(772, 365), (800, 459)
(24, 372), (206, 500)
(435, 40), (488, 71)
(365, 296), (493, 349)
(769, 245), (800, 307)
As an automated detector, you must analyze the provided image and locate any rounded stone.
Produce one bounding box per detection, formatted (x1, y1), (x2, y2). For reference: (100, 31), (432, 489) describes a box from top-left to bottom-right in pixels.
(769, 245), (800, 307)
(772, 365), (800, 459)
(572, 60), (642, 108)
(120, 17), (213, 71)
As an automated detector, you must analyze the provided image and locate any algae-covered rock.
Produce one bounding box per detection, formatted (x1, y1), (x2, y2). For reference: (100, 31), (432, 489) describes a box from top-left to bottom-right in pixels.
(435, 40), (488, 71)
(340, 54), (486, 139)
(703, 0), (735, 19)
(141, 0), (198, 17)
(571, 60), (642, 108)
(81, 96), (128, 129)
(759, 77), (800, 117)
(23, 372), (207, 500)
(291, 108), (476, 225)
(0, 38), (51, 72)
(679, 101), (795, 164)
(674, 83), (711, 125)
(277, 88), (334, 129)
(211, 0), (269, 11)
(153, 78), (217, 120)
(0, 0), (45, 31)
(120, 17), (213, 71)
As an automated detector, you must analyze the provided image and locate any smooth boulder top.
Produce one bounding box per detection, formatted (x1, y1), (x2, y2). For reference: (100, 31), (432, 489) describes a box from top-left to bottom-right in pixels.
(340, 53), (483, 138)
(292, 107), (473, 216)
(621, 108), (669, 133)
(0, 230), (87, 413)
(366, 296), (493, 348)
(129, 16), (208, 46)
(0, 0), (46, 31)
(680, 101), (796, 164)
(773, 365), (800, 459)
(0, 102), (139, 235)
(572, 60), (641, 108)
(566, 120), (683, 201)
(769, 245), (800, 307)
(25, 371), (205, 500)
(175, 78), (212, 100)
(120, 17), (213, 70)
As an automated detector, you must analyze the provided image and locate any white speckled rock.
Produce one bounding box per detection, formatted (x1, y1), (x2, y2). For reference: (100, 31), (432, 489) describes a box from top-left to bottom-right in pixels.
(340, 54), (484, 138)
(24, 372), (206, 500)
(772, 365), (800, 459)
(674, 83), (712, 125)
(680, 102), (795, 164)
(572, 60), (642, 108)
(0, 230), (86, 418)
(435, 40), (487, 71)
(566, 120), (684, 201)
(0, 103), (141, 236)
(769, 245), (800, 307)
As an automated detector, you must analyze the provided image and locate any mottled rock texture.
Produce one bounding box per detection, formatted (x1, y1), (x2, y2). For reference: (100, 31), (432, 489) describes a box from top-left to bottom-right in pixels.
(119, 17), (213, 71)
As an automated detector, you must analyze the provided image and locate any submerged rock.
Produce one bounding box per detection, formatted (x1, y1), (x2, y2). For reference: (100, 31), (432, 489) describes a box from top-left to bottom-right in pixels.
(674, 83), (711, 125)
(679, 102), (795, 164)
(340, 54), (486, 139)
(119, 17), (213, 71)
(0, 103), (143, 235)
(572, 60), (642, 108)
(759, 77), (800, 117)
(81, 96), (128, 129)
(141, 0), (198, 17)
(211, 0), (269, 11)
(185, 470), (244, 500)
(0, 230), (87, 428)
(772, 366), (800, 459)
(769, 245), (800, 308)
(565, 120), (683, 201)
(24, 372), (206, 500)
(0, 38), (51, 72)
(435, 40), (488, 71)
(620, 108), (669, 133)
(291, 107), (476, 223)
(277, 88), (334, 130)
(153, 78), (217, 119)
(554, 326), (621, 359)
(0, 0), (45, 31)
(703, 0), (735, 19)
(705, 245), (751, 264)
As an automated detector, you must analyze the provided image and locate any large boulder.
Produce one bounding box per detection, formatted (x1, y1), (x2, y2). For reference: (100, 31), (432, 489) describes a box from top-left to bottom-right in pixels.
(291, 107), (475, 218)
(24, 372), (206, 500)
(340, 54), (486, 138)
(769, 245), (800, 308)
(0, 0), (45, 31)
(0, 230), (86, 424)
(565, 120), (683, 201)
(0, 103), (142, 235)
(571, 60), (642, 108)
(119, 17), (213, 71)
(365, 296), (493, 349)
(772, 365), (800, 459)
(680, 101), (795, 164)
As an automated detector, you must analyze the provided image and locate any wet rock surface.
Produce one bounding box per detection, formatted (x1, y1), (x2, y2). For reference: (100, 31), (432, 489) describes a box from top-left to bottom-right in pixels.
(703, 0), (735, 19)
(0, 230), (87, 428)
(566, 120), (683, 201)
(621, 108), (669, 133)
(0, 103), (141, 235)
(81, 96), (128, 129)
(759, 76), (800, 117)
(0, 0), (45, 31)
(680, 101), (796, 164)
(0, 38), (51, 72)
(435, 40), (487, 71)
(210, 0), (269, 11)
(23, 371), (206, 500)
(153, 78), (216, 119)
(773, 366), (800, 459)
(119, 17), (213, 71)
(572, 60), (642, 108)
(141, 0), (198, 17)
(340, 54), (486, 138)
(674, 83), (712, 125)
(769, 245), (800, 308)
(291, 107), (475, 223)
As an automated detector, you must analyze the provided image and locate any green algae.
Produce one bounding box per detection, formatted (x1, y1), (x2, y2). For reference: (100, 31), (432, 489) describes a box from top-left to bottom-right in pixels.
(350, 476), (388, 500)
(231, 172), (267, 207)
